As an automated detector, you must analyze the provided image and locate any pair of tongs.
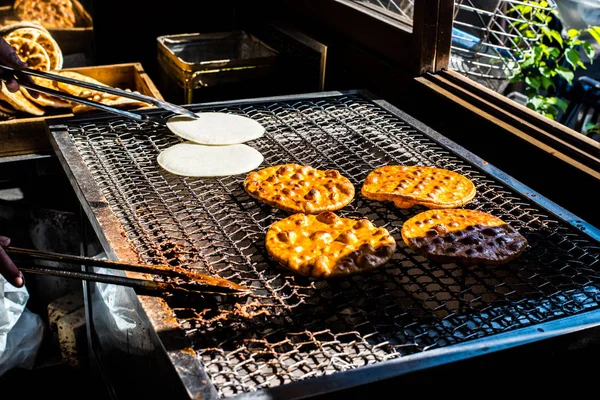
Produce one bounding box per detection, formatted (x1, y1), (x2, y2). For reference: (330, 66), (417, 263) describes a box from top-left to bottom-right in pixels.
(0, 65), (198, 124)
(4, 245), (249, 296)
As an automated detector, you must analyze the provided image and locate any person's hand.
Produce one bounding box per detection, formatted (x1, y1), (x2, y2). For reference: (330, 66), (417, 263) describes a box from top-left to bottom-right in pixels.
(0, 37), (38, 98)
(0, 236), (24, 288)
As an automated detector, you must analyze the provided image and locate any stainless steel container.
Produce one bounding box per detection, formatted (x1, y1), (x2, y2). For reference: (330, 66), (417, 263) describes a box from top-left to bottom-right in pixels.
(157, 31), (279, 104)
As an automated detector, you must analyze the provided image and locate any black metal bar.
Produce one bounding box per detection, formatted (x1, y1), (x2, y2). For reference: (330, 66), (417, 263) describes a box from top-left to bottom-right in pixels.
(19, 263), (171, 292)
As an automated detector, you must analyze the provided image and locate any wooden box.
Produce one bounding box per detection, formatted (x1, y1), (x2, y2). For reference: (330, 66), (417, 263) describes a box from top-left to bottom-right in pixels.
(0, 62), (163, 158)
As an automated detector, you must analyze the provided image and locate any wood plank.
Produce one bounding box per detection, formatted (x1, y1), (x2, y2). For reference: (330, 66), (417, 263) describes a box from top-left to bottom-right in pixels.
(416, 75), (600, 181)
(440, 69), (600, 156)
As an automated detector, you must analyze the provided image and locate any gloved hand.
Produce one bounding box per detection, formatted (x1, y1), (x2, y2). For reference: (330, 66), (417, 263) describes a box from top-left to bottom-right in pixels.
(0, 236), (24, 288)
(0, 37), (38, 98)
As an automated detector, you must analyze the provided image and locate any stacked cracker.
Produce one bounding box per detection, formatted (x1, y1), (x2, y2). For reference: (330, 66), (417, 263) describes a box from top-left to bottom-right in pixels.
(0, 23), (63, 116)
(0, 24), (149, 118)
(13, 0), (77, 29)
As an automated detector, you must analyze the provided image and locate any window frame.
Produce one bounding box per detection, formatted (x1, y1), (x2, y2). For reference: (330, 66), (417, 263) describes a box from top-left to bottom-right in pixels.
(282, 0), (453, 74)
(281, 0), (599, 179)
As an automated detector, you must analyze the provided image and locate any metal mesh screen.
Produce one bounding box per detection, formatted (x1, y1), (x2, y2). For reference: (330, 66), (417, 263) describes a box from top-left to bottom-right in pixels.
(59, 93), (600, 397)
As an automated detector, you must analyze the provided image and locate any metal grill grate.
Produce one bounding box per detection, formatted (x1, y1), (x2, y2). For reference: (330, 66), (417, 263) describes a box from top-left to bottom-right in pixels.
(59, 93), (600, 397)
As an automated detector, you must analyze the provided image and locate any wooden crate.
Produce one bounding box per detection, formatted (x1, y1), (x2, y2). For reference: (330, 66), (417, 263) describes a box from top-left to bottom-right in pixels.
(0, 0), (93, 54)
(0, 62), (163, 158)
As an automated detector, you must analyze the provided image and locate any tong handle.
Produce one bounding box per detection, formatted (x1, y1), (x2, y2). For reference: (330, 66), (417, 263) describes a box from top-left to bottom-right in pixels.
(19, 264), (232, 296)
(0, 65), (198, 119)
(5, 245), (250, 294)
(17, 79), (148, 122)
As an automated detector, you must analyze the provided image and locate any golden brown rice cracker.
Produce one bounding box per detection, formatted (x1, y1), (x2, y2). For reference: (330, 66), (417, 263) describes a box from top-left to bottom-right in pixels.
(362, 165), (476, 209)
(244, 164), (355, 214)
(0, 83), (44, 116)
(401, 209), (528, 265)
(266, 211), (396, 279)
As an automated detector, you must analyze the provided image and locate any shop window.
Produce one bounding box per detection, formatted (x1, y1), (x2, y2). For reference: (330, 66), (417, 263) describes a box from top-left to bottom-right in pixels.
(348, 0), (415, 22)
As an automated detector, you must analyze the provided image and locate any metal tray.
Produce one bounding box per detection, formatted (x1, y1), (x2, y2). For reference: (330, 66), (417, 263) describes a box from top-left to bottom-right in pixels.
(157, 31), (279, 91)
(46, 90), (600, 399)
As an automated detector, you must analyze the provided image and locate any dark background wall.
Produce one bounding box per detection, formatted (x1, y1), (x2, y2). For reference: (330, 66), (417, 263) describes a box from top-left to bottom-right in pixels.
(91, 0), (238, 80)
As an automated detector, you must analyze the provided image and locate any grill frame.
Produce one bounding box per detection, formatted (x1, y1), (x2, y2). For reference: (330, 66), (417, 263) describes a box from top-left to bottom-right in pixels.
(46, 90), (600, 399)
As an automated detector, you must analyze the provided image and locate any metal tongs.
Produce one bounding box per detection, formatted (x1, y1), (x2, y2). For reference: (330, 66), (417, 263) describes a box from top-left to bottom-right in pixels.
(3, 245), (250, 296)
(0, 65), (198, 124)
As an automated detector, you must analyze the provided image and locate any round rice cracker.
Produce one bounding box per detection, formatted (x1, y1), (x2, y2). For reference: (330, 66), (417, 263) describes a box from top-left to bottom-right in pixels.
(401, 209), (528, 265)
(167, 112), (265, 145)
(6, 27), (63, 70)
(266, 211), (396, 279)
(4, 36), (51, 71)
(244, 164), (355, 214)
(362, 165), (476, 209)
(157, 142), (264, 177)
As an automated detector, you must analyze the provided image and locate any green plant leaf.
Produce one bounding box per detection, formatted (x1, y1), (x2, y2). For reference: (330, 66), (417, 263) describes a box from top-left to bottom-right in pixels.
(547, 47), (560, 58)
(555, 66), (574, 83)
(555, 98), (568, 112)
(544, 104), (559, 120)
(582, 41), (596, 60)
(540, 25), (552, 41)
(535, 12), (546, 22)
(525, 76), (541, 90)
(509, 75), (523, 84)
(577, 60), (587, 69)
(525, 30), (538, 39)
(529, 96), (544, 109)
(588, 27), (600, 44)
(520, 55), (535, 68)
(566, 47), (580, 68)
(525, 86), (538, 97)
(585, 122), (600, 135)
(538, 65), (552, 77)
(541, 76), (555, 91)
(568, 29), (579, 39)
(549, 30), (563, 47)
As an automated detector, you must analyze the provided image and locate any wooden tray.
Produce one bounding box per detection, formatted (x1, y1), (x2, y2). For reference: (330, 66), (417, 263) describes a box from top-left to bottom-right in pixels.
(0, 62), (163, 158)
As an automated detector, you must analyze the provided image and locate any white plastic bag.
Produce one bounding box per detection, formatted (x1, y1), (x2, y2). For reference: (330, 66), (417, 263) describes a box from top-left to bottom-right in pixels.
(0, 277), (44, 376)
(91, 253), (153, 355)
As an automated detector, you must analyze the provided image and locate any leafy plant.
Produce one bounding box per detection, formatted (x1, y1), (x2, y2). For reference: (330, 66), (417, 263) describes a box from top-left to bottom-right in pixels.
(505, 1), (600, 120)
(584, 121), (600, 137)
